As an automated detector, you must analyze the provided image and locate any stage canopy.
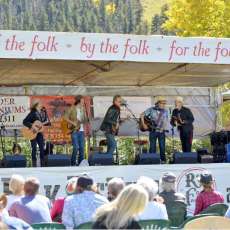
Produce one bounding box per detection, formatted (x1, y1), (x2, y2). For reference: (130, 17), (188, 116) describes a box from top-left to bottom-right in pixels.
(0, 30), (229, 137)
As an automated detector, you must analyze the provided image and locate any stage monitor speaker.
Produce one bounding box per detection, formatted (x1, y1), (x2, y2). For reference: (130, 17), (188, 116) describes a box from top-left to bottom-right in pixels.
(136, 153), (160, 165)
(173, 152), (198, 164)
(47, 154), (71, 167)
(88, 152), (113, 166)
(198, 155), (214, 163)
(226, 144), (230, 162)
(2, 155), (27, 168)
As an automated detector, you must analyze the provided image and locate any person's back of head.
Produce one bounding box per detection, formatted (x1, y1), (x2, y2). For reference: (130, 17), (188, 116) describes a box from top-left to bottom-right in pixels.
(107, 177), (125, 201)
(24, 177), (40, 196)
(94, 184), (148, 229)
(9, 174), (25, 196)
(199, 171), (214, 192)
(76, 175), (94, 193)
(137, 176), (158, 201)
(160, 172), (177, 193)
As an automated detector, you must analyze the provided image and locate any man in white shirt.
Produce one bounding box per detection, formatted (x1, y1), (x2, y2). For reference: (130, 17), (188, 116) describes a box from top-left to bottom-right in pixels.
(137, 176), (168, 220)
(62, 175), (108, 229)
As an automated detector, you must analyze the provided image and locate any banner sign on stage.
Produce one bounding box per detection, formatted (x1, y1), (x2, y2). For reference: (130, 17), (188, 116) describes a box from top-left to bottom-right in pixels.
(30, 96), (92, 143)
(1, 30), (230, 64)
(0, 164), (229, 215)
(0, 96), (29, 129)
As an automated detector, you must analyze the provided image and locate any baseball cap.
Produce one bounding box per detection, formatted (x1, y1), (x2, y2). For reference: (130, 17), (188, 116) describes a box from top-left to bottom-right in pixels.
(162, 172), (176, 183)
(200, 172), (214, 184)
(77, 175), (94, 189)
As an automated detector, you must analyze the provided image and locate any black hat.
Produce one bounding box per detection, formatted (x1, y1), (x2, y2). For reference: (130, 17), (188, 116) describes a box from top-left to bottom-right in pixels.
(162, 172), (176, 183)
(200, 172), (214, 184)
(77, 175), (93, 189)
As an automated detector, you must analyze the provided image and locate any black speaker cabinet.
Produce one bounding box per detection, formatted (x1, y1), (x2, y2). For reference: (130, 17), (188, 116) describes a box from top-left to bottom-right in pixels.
(47, 154), (71, 167)
(173, 152), (198, 164)
(88, 152), (113, 166)
(2, 155), (27, 168)
(136, 153), (160, 165)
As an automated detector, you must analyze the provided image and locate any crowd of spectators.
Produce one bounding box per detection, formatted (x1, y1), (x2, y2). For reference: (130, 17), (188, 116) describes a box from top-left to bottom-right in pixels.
(0, 170), (228, 229)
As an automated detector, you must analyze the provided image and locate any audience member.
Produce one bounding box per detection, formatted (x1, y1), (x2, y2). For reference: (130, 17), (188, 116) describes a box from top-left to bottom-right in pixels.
(93, 184), (148, 229)
(107, 177), (125, 201)
(9, 177), (51, 225)
(159, 172), (186, 205)
(194, 171), (224, 215)
(0, 193), (32, 230)
(137, 176), (168, 220)
(51, 177), (78, 223)
(6, 174), (25, 210)
(62, 175), (108, 228)
(225, 207), (230, 219)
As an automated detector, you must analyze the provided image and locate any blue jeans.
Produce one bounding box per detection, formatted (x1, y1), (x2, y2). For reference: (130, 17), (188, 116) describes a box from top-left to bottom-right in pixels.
(149, 131), (166, 161)
(31, 132), (45, 162)
(105, 133), (116, 155)
(71, 131), (85, 165)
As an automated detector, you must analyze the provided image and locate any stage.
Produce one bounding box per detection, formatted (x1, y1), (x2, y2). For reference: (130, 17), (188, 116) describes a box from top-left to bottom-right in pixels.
(0, 163), (229, 215)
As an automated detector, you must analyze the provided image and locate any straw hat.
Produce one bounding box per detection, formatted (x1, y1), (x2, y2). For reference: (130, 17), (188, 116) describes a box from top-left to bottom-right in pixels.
(175, 96), (184, 103)
(155, 96), (167, 104)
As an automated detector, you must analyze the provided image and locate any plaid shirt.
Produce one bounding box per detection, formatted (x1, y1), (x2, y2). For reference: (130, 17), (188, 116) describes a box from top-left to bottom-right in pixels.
(194, 190), (224, 215)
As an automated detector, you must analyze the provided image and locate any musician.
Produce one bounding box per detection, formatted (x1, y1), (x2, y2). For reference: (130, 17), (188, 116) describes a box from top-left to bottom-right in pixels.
(100, 95), (122, 155)
(64, 95), (88, 166)
(141, 96), (168, 163)
(23, 100), (45, 167)
(170, 96), (194, 152)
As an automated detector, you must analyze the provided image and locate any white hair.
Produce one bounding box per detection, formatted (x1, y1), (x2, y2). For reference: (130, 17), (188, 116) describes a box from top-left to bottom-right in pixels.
(9, 174), (25, 195)
(137, 176), (158, 201)
(108, 177), (125, 197)
(160, 180), (176, 192)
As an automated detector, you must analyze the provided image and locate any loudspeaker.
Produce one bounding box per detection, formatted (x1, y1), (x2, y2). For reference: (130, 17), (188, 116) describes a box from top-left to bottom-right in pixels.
(88, 152), (113, 166)
(136, 153), (160, 165)
(226, 144), (230, 162)
(47, 154), (71, 167)
(198, 155), (214, 163)
(2, 155), (27, 168)
(173, 152), (198, 164)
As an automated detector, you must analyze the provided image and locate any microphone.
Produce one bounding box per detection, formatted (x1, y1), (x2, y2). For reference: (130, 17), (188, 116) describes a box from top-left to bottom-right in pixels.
(121, 99), (128, 106)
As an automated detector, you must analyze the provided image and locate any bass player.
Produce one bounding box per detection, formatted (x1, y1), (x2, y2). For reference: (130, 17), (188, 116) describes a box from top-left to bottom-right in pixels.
(64, 95), (88, 166)
(140, 96), (168, 163)
(23, 99), (48, 167)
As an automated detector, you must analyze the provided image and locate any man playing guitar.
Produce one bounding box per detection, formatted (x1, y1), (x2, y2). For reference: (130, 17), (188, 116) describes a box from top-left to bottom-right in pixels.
(100, 95), (122, 155)
(141, 96), (168, 163)
(170, 96), (194, 152)
(64, 95), (88, 166)
(23, 100), (48, 167)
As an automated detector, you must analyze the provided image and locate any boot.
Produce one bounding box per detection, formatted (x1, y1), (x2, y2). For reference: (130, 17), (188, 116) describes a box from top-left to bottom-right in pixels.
(32, 160), (37, 167)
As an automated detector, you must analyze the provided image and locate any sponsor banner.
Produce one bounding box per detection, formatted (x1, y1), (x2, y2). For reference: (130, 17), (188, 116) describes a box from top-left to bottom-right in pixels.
(1, 30), (230, 64)
(0, 96), (29, 129)
(30, 96), (92, 144)
(0, 163), (229, 215)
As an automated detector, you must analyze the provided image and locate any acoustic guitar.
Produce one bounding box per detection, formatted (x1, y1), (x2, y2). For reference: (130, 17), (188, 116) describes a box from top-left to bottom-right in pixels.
(21, 120), (48, 140)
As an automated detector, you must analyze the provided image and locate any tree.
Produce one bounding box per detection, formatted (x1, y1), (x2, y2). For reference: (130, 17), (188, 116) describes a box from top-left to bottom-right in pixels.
(164, 0), (230, 37)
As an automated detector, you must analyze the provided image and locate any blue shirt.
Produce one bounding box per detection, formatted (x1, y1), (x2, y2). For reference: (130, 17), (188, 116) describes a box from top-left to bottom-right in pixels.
(144, 106), (168, 131)
(62, 191), (108, 229)
(9, 195), (52, 225)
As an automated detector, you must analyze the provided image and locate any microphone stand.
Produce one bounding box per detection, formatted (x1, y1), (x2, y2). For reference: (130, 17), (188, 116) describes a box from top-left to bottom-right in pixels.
(123, 104), (142, 155)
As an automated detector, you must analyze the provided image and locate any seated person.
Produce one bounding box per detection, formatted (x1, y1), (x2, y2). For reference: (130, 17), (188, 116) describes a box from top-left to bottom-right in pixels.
(194, 171), (224, 215)
(107, 177), (125, 201)
(51, 177), (78, 223)
(9, 177), (51, 225)
(137, 176), (168, 220)
(159, 172), (186, 205)
(62, 175), (108, 228)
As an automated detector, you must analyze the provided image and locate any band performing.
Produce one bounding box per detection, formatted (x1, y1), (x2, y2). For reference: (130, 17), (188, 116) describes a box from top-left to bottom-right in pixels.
(22, 95), (194, 166)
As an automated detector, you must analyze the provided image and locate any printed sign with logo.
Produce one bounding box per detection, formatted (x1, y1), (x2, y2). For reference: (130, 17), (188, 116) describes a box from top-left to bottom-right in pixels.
(0, 96), (29, 129)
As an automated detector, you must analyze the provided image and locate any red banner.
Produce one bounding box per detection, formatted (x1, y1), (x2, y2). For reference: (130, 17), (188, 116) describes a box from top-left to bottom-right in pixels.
(30, 96), (92, 144)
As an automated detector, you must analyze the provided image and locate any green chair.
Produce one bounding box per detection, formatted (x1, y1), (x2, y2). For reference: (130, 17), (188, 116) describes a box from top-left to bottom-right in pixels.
(200, 203), (229, 216)
(166, 201), (187, 227)
(139, 219), (170, 230)
(75, 222), (93, 229)
(179, 213), (219, 228)
(31, 222), (66, 229)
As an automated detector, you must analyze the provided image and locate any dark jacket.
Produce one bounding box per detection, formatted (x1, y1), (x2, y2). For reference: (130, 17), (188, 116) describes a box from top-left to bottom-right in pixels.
(100, 105), (120, 134)
(92, 217), (141, 229)
(170, 106), (194, 132)
(23, 109), (42, 128)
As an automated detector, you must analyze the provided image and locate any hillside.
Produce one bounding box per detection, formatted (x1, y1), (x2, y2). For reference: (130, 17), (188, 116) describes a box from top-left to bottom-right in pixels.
(142, 0), (168, 24)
